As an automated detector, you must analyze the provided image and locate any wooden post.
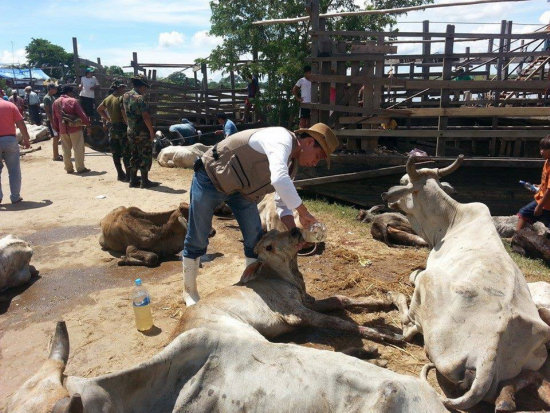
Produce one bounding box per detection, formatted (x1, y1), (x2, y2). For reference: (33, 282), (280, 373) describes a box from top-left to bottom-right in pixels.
(309, 0), (320, 124)
(152, 70), (157, 81)
(230, 65), (236, 118)
(486, 38), (493, 81)
(132, 52), (138, 76)
(201, 62), (209, 120)
(421, 20), (431, 103)
(504, 20), (513, 80)
(72, 37), (80, 80)
(494, 20), (507, 106)
(97, 57), (102, 67)
(436, 24), (454, 157)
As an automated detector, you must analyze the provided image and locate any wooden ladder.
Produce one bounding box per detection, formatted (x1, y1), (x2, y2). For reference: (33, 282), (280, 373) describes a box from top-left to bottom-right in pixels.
(502, 56), (550, 101)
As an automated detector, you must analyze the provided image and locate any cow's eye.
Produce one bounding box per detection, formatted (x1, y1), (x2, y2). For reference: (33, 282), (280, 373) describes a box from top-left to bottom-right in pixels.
(266, 245), (273, 251)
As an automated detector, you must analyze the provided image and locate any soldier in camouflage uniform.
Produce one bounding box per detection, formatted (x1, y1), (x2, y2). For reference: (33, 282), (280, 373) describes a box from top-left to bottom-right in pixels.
(122, 75), (159, 188)
(97, 80), (130, 181)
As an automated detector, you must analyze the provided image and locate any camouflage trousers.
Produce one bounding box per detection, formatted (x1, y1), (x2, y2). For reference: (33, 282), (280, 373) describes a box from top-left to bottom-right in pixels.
(127, 130), (153, 171)
(109, 123), (130, 168)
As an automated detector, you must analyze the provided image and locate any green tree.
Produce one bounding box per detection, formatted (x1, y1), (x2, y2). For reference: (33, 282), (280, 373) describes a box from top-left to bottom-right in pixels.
(164, 71), (196, 87)
(208, 0), (432, 126)
(105, 65), (125, 76)
(25, 38), (73, 79)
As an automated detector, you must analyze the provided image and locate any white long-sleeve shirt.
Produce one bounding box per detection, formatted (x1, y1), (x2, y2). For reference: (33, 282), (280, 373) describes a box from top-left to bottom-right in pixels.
(248, 127), (302, 218)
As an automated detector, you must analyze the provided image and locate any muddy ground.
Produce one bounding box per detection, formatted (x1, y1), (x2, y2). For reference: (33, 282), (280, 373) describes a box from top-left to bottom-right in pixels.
(0, 140), (548, 412)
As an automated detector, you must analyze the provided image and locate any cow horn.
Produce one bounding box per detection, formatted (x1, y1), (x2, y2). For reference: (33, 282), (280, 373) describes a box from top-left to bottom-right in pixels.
(406, 156), (420, 181)
(437, 155), (464, 178)
(48, 321), (70, 365)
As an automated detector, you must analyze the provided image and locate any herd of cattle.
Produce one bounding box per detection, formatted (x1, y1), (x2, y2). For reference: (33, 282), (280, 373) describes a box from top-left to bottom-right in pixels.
(2, 155), (550, 412)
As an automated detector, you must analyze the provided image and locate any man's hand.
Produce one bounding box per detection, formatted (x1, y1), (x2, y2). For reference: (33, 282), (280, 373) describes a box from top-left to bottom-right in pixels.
(296, 203), (317, 229)
(534, 203), (543, 216)
(215, 130), (224, 136)
(22, 140), (30, 149)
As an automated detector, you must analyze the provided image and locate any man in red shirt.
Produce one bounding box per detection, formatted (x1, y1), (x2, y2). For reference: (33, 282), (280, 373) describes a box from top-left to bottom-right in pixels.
(52, 85), (91, 174)
(0, 99), (31, 204)
(8, 91), (25, 117)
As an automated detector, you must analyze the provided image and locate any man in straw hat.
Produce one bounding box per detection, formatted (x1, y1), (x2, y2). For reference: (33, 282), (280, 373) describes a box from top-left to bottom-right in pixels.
(98, 79), (130, 182)
(182, 122), (339, 306)
(122, 74), (158, 188)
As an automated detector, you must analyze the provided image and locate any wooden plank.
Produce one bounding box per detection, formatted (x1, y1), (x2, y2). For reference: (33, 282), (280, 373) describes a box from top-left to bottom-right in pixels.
(295, 162), (436, 187)
(310, 30), (550, 40)
(350, 43), (397, 54)
(334, 129), (548, 138)
(335, 107), (550, 118)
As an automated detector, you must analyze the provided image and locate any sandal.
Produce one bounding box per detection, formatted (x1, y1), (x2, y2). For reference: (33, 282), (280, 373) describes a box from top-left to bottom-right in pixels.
(53, 155), (63, 161)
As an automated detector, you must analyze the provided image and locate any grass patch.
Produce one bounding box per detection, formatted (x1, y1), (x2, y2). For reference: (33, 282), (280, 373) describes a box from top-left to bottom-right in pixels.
(502, 240), (550, 282)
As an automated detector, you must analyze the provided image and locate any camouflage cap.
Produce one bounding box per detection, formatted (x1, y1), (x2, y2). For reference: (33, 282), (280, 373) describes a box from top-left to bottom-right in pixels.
(131, 74), (150, 88)
(110, 79), (127, 90)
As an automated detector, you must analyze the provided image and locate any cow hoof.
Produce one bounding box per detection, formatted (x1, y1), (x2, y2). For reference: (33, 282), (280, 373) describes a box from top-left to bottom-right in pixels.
(495, 399), (515, 412)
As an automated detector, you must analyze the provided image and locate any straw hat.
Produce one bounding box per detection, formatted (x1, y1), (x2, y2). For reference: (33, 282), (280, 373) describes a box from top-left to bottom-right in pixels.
(294, 122), (339, 168)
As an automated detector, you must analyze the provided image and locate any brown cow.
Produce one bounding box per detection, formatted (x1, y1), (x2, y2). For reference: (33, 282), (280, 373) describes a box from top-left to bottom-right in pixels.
(99, 203), (190, 266)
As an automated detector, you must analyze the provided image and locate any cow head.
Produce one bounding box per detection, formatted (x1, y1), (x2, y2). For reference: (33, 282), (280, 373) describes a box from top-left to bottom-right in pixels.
(240, 228), (306, 290)
(382, 155), (463, 213)
(5, 321), (83, 413)
(381, 156), (463, 247)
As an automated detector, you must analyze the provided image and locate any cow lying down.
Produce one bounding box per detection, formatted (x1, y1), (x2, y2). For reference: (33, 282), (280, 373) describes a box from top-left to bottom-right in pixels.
(382, 156), (550, 411)
(99, 203), (191, 266)
(512, 227), (550, 266)
(356, 205), (429, 248)
(157, 143), (211, 168)
(0, 235), (34, 291)
(6, 230), (448, 413)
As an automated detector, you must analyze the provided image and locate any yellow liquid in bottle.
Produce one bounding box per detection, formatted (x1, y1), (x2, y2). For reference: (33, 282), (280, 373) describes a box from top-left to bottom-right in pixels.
(133, 304), (153, 331)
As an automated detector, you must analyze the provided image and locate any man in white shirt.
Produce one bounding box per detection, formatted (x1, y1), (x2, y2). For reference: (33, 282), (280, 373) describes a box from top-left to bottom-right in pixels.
(79, 67), (100, 118)
(182, 122), (339, 306)
(24, 86), (41, 125)
(292, 65), (312, 129)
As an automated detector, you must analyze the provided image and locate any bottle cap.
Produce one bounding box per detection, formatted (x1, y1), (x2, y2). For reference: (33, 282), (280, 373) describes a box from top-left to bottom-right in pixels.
(135, 278), (142, 286)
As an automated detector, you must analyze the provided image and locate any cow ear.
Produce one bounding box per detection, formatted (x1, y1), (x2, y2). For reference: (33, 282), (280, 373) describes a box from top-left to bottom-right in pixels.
(239, 261), (263, 284)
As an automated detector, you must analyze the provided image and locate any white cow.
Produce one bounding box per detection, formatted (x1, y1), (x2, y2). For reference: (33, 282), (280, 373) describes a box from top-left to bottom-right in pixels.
(16, 122), (49, 144)
(157, 143), (211, 168)
(0, 235), (33, 291)
(382, 156), (550, 411)
(257, 192), (300, 232)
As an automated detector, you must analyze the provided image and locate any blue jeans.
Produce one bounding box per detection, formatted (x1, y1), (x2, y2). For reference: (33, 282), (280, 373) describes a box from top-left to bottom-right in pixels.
(0, 136), (21, 203)
(518, 200), (550, 227)
(183, 168), (263, 259)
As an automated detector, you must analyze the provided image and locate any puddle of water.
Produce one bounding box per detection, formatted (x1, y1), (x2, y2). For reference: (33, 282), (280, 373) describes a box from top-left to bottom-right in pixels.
(0, 260), (181, 329)
(22, 225), (99, 245)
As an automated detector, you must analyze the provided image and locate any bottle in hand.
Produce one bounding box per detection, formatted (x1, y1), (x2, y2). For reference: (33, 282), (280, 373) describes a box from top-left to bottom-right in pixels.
(519, 180), (539, 193)
(132, 278), (153, 331)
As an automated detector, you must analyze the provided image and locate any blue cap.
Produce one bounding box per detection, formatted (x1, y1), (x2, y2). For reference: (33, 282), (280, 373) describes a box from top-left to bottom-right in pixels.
(135, 278), (142, 286)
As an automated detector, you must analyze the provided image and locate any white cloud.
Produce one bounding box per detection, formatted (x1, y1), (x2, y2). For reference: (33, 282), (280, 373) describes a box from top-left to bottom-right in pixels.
(43, 0), (212, 25)
(191, 31), (223, 49)
(159, 31), (185, 48)
(0, 48), (26, 65)
(539, 10), (550, 24)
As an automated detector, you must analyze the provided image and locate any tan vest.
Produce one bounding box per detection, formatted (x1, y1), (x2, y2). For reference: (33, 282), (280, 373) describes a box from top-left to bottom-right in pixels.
(202, 128), (298, 203)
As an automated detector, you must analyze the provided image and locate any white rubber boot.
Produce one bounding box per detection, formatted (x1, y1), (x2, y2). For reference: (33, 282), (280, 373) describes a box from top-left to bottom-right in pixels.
(182, 257), (200, 306)
(245, 256), (257, 268)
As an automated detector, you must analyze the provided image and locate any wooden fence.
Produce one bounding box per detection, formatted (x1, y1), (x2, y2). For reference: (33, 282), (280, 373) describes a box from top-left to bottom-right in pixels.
(305, 17), (550, 157)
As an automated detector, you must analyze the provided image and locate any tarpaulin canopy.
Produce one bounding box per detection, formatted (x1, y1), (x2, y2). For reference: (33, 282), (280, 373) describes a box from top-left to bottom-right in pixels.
(0, 67), (50, 81)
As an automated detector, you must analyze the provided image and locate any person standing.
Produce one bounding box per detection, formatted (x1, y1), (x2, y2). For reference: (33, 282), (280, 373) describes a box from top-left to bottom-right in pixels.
(9, 91), (25, 117)
(51, 85), (91, 174)
(182, 123), (338, 306)
(0, 99), (31, 204)
(122, 75), (158, 189)
(292, 65), (312, 129)
(24, 86), (41, 125)
(79, 68), (100, 119)
(97, 80), (130, 182)
(215, 113), (238, 138)
(43, 83), (62, 161)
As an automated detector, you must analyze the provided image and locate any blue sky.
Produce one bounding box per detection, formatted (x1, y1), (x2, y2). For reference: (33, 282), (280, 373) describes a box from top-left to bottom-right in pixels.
(1, 0), (549, 78)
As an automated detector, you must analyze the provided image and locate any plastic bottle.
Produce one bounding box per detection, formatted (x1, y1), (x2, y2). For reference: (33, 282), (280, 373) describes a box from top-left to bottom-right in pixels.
(303, 221), (327, 243)
(519, 180), (539, 193)
(132, 278), (153, 331)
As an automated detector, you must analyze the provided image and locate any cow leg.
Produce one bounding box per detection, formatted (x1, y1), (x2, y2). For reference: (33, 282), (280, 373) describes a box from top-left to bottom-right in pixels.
(387, 291), (419, 341)
(537, 378), (550, 405)
(308, 295), (395, 313)
(495, 370), (543, 412)
(288, 307), (404, 345)
(118, 246), (159, 267)
(387, 227), (429, 248)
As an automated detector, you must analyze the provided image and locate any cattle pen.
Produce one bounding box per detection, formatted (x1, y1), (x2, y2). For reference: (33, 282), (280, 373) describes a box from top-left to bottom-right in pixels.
(73, 4), (549, 214)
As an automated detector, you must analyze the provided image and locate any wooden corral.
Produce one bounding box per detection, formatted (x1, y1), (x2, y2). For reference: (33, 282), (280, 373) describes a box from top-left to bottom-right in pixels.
(71, 38), (257, 133)
(306, 18), (549, 158)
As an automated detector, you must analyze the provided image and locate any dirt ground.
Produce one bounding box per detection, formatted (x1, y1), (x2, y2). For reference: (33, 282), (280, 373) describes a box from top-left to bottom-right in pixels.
(0, 139), (546, 412)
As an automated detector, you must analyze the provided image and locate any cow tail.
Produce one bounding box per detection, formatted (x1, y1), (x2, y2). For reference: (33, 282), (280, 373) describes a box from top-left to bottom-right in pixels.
(442, 351), (497, 411)
(420, 363), (435, 382)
